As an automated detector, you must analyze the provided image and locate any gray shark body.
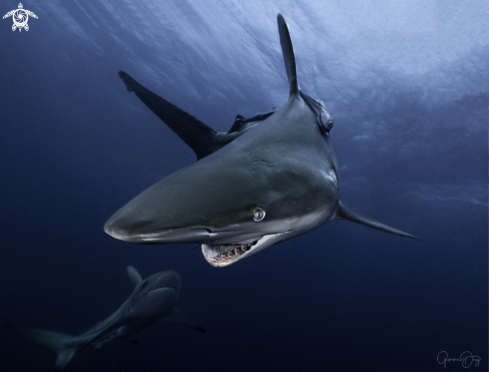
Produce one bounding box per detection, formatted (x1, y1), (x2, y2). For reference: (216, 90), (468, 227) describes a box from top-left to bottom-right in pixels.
(1, 267), (204, 370)
(105, 14), (417, 268)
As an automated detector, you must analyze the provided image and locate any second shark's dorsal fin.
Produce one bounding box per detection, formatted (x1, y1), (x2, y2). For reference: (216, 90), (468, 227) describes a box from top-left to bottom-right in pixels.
(335, 202), (419, 240)
(126, 266), (143, 289)
(277, 14), (299, 98)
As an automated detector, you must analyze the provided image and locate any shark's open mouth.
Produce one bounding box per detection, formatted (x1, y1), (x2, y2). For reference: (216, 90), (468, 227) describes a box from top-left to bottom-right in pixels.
(201, 233), (289, 267)
(202, 234), (282, 267)
(202, 239), (259, 267)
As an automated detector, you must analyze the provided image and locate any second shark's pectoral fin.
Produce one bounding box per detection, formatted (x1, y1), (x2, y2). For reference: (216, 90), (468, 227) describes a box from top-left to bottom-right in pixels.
(277, 14), (299, 98)
(164, 308), (206, 333)
(126, 266), (143, 289)
(335, 202), (419, 240)
(118, 70), (222, 160)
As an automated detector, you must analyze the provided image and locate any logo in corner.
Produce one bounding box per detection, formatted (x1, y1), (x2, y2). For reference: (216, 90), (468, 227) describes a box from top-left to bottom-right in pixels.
(3, 3), (37, 32)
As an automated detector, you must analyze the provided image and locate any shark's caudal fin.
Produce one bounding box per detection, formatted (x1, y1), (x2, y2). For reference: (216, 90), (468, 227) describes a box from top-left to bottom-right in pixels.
(277, 14), (299, 98)
(164, 308), (206, 333)
(336, 202), (419, 240)
(118, 70), (222, 160)
(126, 265), (143, 289)
(1, 318), (78, 370)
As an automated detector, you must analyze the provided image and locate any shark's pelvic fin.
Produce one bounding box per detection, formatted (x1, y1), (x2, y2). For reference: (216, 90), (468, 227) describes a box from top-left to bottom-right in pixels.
(1, 318), (77, 370)
(164, 308), (206, 333)
(118, 70), (221, 160)
(277, 14), (299, 98)
(126, 265), (143, 289)
(228, 115), (246, 134)
(336, 202), (420, 240)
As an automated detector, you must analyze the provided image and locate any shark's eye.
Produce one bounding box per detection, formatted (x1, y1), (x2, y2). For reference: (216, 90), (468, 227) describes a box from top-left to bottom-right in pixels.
(253, 207), (266, 222)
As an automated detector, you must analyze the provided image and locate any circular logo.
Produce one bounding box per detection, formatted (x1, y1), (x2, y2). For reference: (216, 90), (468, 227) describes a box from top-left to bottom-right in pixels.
(13, 9), (28, 28)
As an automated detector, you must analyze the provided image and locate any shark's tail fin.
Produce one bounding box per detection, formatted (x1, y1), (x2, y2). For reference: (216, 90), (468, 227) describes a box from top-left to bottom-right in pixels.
(335, 202), (419, 240)
(2, 317), (78, 370)
(277, 14), (299, 98)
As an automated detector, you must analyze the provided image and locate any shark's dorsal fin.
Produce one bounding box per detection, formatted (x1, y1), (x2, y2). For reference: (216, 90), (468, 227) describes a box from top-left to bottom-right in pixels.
(118, 71), (222, 160)
(126, 266), (143, 289)
(164, 308), (206, 333)
(277, 14), (299, 98)
(336, 202), (419, 239)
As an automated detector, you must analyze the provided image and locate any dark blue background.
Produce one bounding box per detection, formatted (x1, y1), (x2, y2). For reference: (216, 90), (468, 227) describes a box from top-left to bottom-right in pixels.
(0, 1), (487, 371)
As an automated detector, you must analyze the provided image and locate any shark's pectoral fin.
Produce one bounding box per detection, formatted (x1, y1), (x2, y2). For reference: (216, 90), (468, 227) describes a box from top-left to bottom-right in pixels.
(118, 70), (222, 160)
(1, 317), (78, 370)
(335, 202), (419, 240)
(126, 266), (143, 289)
(164, 308), (206, 333)
(277, 14), (299, 98)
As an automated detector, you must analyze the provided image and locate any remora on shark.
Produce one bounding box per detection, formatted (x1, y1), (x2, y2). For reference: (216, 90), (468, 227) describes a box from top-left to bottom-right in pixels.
(1, 266), (204, 370)
(105, 14), (418, 267)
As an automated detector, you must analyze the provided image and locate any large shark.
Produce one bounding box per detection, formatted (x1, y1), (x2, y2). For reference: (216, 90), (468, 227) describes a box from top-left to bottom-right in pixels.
(1, 266), (205, 370)
(105, 14), (418, 268)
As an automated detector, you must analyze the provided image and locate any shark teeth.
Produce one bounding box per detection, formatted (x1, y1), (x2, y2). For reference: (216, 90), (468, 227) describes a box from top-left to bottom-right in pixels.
(202, 240), (260, 266)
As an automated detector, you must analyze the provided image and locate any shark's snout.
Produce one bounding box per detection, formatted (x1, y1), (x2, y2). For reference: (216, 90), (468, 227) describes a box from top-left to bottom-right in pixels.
(104, 217), (212, 244)
(104, 217), (149, 243)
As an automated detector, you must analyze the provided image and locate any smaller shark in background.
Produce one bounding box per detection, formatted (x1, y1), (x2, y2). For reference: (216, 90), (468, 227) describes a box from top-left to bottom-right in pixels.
(1, 266), (205, 370)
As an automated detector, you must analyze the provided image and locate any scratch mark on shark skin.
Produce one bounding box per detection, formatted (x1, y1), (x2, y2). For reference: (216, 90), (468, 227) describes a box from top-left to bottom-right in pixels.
(250, 159), (275, 166)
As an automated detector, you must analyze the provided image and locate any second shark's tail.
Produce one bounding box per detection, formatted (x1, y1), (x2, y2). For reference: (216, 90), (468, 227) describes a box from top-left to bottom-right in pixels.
(1, 318), (79, 370)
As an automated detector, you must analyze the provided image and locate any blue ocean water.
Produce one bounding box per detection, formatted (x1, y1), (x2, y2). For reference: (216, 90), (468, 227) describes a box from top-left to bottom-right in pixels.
(0, 0), (487, 371)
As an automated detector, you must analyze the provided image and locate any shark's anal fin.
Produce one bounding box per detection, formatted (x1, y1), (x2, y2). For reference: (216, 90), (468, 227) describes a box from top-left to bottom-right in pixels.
(126, 266), (143, 289)
(1, 317), (77, 370)
(118, 71), (220, 160)
(164, 308), (206, 333)
(335, 202), (419, 240)
(277, 14), (299, 98)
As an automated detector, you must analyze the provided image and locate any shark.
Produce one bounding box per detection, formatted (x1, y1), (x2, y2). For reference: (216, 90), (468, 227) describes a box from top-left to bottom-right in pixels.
(1, 266), (205, 370)
(104, 14), (418, 268)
